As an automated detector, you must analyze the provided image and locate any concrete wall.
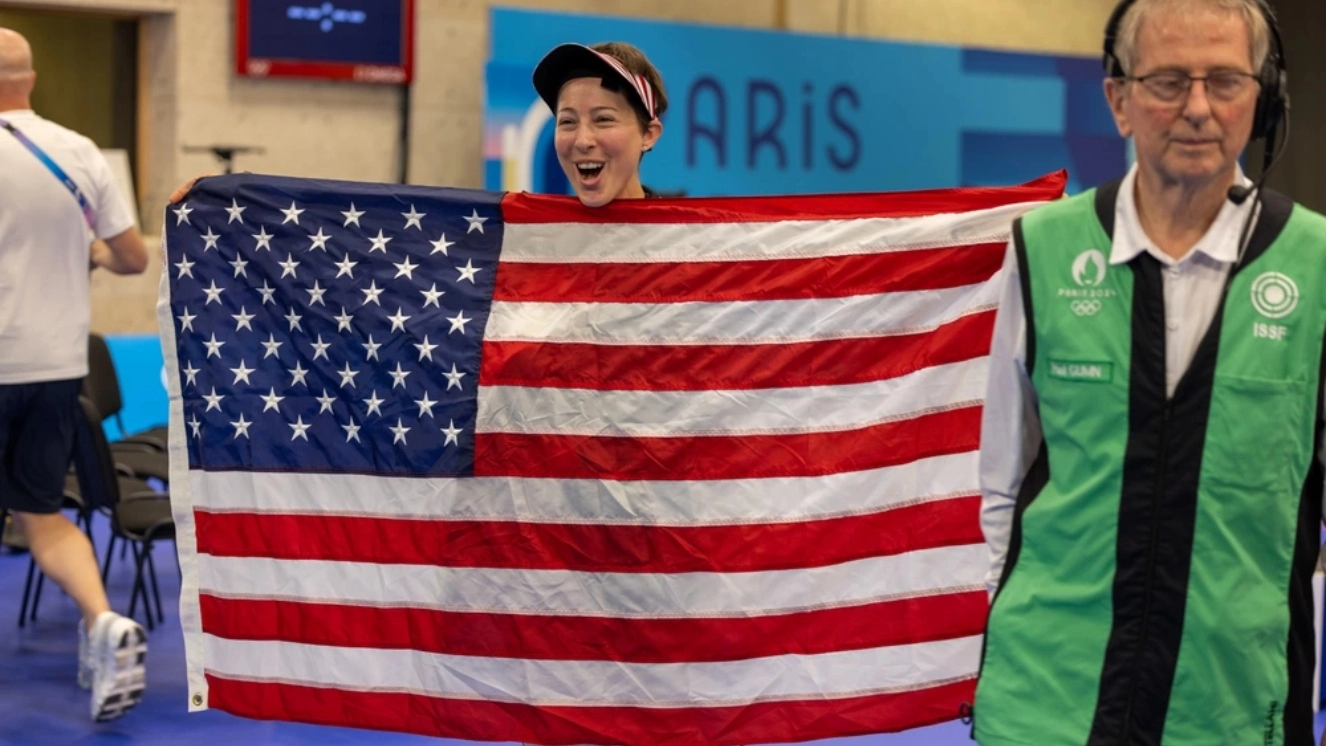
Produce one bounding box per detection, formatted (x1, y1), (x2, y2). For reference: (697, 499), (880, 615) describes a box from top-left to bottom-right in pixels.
(0, 0), (1122, 334)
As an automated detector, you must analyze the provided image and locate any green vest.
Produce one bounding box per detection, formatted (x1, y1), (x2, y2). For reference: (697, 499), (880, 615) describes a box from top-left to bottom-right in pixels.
(974, 183), (1326, 746)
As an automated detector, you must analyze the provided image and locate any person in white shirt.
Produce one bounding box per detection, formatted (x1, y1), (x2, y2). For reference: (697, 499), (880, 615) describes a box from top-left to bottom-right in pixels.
(973, 2), (1326, 745)
(0, 27), (151, 722)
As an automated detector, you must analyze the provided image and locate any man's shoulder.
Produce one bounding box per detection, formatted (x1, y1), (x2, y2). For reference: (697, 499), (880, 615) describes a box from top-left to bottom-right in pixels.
(1021, 181), (1114, 233)
(3, 111), (100, 157)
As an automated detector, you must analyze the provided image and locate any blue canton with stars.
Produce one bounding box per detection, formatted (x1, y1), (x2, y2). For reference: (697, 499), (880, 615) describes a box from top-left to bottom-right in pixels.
(164, 174), (504, 476)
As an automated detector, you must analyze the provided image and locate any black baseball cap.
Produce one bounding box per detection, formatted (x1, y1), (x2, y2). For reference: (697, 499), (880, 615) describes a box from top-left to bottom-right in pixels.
(532, 43), (659, 120)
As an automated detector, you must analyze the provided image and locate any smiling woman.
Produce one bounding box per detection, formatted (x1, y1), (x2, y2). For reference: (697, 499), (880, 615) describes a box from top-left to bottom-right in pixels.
(531, 42), (667, 207)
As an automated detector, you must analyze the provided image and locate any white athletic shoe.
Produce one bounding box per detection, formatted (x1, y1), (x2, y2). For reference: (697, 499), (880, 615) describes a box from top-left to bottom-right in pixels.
(77, 618), (92, 690)
(88, 611), (147, 721)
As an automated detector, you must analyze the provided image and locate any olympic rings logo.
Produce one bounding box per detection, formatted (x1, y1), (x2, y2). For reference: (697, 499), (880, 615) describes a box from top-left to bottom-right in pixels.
(1071, 299), (1103, 317)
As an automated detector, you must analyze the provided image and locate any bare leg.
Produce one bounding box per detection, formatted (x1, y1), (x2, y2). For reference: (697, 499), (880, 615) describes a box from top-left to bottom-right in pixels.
(14, 511), (109, 628)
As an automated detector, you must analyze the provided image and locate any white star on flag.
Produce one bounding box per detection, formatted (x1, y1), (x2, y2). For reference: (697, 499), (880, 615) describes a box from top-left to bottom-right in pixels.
(261, 334), (283, 359)
(363, 390), (385, 417)
(289, 362), (310, 387)
(278, 254), (301, 279)
(316, 389), (337, 414)
(388, 308), (411, 333)
(230, 414), (252, 439)
(362, 336), (381, 361)
(188, 415), (201, 438)
(394, 257), (418, 279)
(360, 281), (384, 306)
(457, 259), (481, 283)
(204, 333), (225, 358)
(257, 280), (277, 305)
(230, 360), (255, 385)
(443, 363), (465, 391)
(414, 336), (438, 361)
(285, 308), (303, 332)
(289, 416), (312, 441)
(232, 307), (255, 332)
(447, 311), (472, 335)
(203, 280), (226, 305)
(175, 256), (195, 279)
(335, 255), (358, 279)
(230, 256), (249, 278)
(181, 361), (201, 387)
(281, 201), (305, 225)
(335, 307), (354, 332)
(173, 202), (193, 225)
(341, 203), (364, 227)
(252, 226), (274, 251)
(388, 362), (410, 389)
(389, 418), (411, 445)
(177, 308), (196, 332)
(201, 227), (221, 251)
(310, 335), (332, 361)
(415, 392), (438, 419)
(307, 280), (327, 306)
(203, 387), (225, 412)
(338, 362), (359, 389)
(342, 421), (361, 443)
(369, 230), (392, 253)
(442, 419), (462, 446)
(402, 205), (425, 230)
(260, 388), (284, 413)
(420, 284), (444, 308)
(225, 198), (246, 224)
(309, 228), (332, 251)
(430, 234), (454, 255)
(464, 209), (487, 233)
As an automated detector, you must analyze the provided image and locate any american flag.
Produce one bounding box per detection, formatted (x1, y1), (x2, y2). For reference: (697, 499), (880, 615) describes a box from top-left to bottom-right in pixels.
(160, 171), (1065, 745)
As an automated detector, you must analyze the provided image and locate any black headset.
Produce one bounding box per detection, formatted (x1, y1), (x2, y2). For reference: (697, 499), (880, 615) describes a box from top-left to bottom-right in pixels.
(1102, 0), (1289, 143)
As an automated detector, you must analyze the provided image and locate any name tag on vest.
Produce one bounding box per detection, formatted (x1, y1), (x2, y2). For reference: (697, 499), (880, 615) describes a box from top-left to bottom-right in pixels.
(1049, 360), (1114, 383)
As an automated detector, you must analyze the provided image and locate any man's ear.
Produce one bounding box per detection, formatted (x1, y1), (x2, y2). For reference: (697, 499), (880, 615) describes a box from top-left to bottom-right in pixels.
(1103, 77), (1133, 138)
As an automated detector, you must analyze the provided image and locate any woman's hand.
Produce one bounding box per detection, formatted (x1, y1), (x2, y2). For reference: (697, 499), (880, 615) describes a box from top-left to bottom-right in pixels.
(169, 173), (213, 203)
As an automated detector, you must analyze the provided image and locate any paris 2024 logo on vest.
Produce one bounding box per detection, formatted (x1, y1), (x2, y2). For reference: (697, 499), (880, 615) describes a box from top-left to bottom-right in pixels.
(1059, 249), (1114, 317)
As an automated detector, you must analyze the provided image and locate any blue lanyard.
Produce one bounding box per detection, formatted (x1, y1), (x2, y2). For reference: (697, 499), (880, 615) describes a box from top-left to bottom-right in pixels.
(0, 116), (97, 230)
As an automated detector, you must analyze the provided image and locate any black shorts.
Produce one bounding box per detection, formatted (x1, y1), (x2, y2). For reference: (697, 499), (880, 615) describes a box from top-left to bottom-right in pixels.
(0, 378), (82, 515)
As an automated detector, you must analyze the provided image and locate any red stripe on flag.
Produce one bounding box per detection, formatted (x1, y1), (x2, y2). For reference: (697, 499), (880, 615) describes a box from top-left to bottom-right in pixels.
(193, 496), (982, 572)
(206, 674), (977, 746)
(492, 243), (1005, 303)
(474, 405), (981, 481)
(500, 170), (1066, 224)
(199, 590), (989, 663)
(480, 309), (995, 391)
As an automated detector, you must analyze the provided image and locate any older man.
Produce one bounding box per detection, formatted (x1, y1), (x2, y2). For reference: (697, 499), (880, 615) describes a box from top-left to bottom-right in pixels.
(973, 1), (1325, 744)
(0, 27), (150, 721)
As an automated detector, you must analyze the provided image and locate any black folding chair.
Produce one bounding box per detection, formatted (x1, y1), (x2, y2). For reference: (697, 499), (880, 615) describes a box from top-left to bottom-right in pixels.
(70, 395), (176, 631)
(83, 333), (170, 483)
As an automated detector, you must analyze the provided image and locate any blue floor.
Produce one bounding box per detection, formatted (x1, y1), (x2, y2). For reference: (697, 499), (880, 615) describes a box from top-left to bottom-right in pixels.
(3, 514), (1324, 745)
(0, 513), (968, 746)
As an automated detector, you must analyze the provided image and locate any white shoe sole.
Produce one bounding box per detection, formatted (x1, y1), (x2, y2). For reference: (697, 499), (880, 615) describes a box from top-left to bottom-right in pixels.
(91, 620), (147, 722)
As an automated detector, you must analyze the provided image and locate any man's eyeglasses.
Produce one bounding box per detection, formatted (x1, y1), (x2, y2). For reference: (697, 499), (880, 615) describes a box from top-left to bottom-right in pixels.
(1123, 71), (1260, 103)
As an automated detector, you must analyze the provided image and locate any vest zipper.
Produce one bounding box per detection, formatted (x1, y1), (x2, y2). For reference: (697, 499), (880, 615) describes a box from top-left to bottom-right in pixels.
(1118, 398), (1173, 742)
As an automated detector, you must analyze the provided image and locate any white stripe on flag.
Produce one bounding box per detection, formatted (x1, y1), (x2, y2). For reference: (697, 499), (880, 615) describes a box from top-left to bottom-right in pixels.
(501, 206), (1031, 263)
(187, 451), (980, 525)
(477, 358), (987, 436)
(202, 633), (982, 706)
(197, 544), (988, 617)
(485, 283), (998, 344)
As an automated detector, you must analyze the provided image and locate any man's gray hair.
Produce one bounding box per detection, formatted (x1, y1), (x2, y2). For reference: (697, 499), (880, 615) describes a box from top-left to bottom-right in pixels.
(1113, 0), (1271, 76)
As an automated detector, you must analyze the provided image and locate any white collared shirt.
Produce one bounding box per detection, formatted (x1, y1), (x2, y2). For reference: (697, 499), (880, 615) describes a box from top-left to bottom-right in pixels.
(977, 164), (1317, 595)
